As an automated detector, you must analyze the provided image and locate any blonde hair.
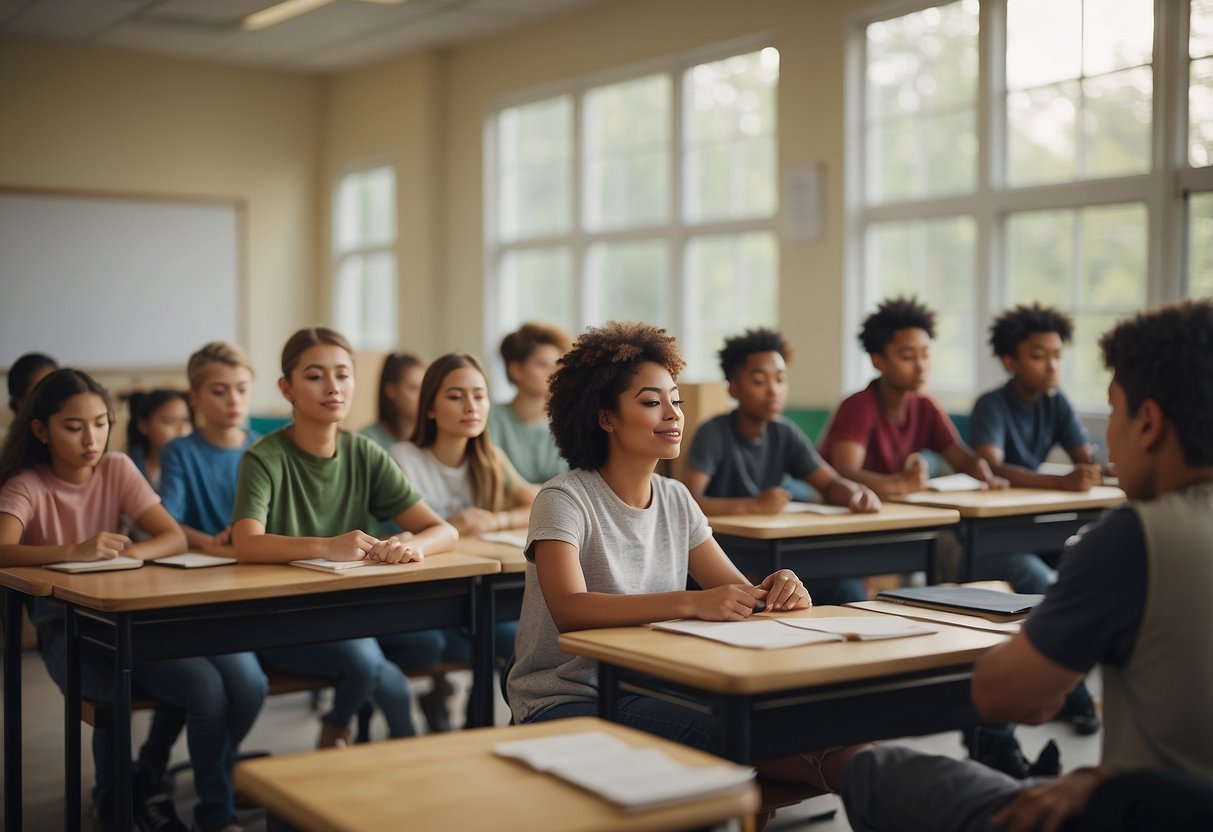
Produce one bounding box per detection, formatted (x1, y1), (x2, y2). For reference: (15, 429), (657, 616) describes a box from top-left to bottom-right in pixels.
(411, 353), (508, 511)
(186, 341), (254, 389)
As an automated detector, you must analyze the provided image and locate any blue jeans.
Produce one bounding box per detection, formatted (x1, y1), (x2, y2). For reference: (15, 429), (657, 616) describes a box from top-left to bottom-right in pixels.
(525, 694), (716, 752)
(380, 622), (518, 669)
(259, 638), (415, 738)
(973, 552), (1054, 595)
(39, 622), (267, 831)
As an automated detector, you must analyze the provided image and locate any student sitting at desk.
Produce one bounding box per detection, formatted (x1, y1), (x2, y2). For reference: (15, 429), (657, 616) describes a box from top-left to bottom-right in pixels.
(840, 299), (1213, 832)
(231, 327), (458, 747)
(487, 322), (571, 484)
(970, 305), (1101, 736)
(820, 296), (1007, 497)
(507, 321), (868, 797)
(3, 351), (58, 443)
(125, 389), (193, 490)
(682, 327), (879, 605)
(389, 352), (534, 730)
(359, 351), (427, 452)
(0, 369), (253, 832)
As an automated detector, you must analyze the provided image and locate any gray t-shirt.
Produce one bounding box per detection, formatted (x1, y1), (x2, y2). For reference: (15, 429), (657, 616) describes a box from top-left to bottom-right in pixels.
(687, 412), (824, 498)
(507, 468), (712, 722)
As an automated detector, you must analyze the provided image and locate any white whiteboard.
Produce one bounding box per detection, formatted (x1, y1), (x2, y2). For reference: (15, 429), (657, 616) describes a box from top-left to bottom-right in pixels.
(0, 189), (243, 370)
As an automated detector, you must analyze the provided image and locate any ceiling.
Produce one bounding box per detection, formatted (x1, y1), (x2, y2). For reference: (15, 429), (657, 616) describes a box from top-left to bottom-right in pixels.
(0, 0), (609, 72)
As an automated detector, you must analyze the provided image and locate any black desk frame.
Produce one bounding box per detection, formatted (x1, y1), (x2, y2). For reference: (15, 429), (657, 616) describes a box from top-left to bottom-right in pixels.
(956, 509), (1104, 581)
(716, 527), (945, 586)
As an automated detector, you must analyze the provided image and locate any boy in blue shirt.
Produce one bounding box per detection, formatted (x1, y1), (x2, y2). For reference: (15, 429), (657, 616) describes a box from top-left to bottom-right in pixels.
(683, 328), (879, 604)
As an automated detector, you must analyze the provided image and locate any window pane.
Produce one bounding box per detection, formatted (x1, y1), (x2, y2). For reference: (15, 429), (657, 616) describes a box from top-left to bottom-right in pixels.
(499, 247), (574, 335)
(585, 240), (668, 325)
(1006, 0), (1152, 186)
(1006, 204), (1147, 406)
(1007, 0), (1081, 90)
(1191, 0), (1213, 60)
(335, 166), (395, 252)
(865, 1), (979, 203)
(334, 251), (396, 350)
(1190, 57), (1213, 168)
(584, 75), (669, 231)
(863, 217), (977, 392)
(683, 232), (778, 380)
(683, 49), (779, 223)
(1189, 192), (1213, 298)
(499, 96), (572, 241)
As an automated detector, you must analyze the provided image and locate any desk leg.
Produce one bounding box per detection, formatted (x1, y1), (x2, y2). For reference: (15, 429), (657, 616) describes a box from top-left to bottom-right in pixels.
(959, 521), (975, 583)
(4, 588), (23, 832)
(65, 606), (82, 832)
(112, 615), (134, 832)
(468, 578), (493, 728)
(598, 664), (619, 721)
(925, 535), (939, 585)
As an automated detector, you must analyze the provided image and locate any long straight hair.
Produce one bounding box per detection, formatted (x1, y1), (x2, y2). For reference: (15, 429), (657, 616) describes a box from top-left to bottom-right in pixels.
(376, 352), (426, 439)
(410, 353), (507, 511)
(0, 369), (114, 488)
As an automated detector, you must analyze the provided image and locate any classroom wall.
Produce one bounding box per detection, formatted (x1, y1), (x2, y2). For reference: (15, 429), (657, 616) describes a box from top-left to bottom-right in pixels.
(0, 36), (323, 413)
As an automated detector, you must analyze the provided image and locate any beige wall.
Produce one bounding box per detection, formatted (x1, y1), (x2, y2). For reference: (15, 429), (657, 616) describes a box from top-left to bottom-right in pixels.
(0, 36), (323, 414)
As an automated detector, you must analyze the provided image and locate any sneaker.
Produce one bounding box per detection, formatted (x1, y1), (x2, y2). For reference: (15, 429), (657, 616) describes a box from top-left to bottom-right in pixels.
(1028, 739), (1061, 778)
(418, 675), (454, 733)
(1056, 684), (1101, 736)
(134, 792), (188, 832)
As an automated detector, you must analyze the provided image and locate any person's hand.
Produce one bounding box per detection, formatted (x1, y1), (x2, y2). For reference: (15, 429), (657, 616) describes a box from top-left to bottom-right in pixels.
(215, 526), (233, 545)
(751, 487), (792, 514)
(759, 569), (811, 611)
(448, 507), (498, 536)
(70, 532), (131, 561)
(689, 584), (766, 621)
(327, 530), (378, 561)
(975, 458), (1010, 490)
(1060, 464), (1102, 492)
(365, 537), (424, 564)
(849, 485), (881, 513)
(900, 454), (929, 493)
(990, 767), (1107, 832)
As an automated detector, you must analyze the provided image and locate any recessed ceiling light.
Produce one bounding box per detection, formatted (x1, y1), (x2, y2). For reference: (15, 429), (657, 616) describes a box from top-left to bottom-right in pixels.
(243, 0), (407, 31)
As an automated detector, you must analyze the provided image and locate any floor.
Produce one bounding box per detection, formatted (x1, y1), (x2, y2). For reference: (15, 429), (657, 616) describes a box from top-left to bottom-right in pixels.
(2, 650), (1101, 831)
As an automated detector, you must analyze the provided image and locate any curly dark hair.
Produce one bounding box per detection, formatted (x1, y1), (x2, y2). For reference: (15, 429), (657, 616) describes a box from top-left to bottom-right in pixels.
(547, 322), (686, 471)
(718, 328), (792, 379)
(859, 296), (936, 355)
(989, 303), (1074, 358)
(1100, 299), (1213, 467)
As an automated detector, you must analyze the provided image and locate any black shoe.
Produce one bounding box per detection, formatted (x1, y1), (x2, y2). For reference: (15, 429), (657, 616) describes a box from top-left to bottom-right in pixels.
(1056, 685), (1101, 736)
(134, 792), (188, 832)
(418, 676), (454, 733)
(966, 725), (1029, 779)
(1028, 739), (1061, 778)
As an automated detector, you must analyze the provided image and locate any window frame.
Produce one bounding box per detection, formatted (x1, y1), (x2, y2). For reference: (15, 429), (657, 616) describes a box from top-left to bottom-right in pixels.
(846, 0), (1213, 413)
(483, 34), (781, 385)
(331, 160), (399, 351)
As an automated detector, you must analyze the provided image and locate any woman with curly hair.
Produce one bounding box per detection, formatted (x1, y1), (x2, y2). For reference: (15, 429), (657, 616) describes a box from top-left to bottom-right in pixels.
(505, 321), (867, 795)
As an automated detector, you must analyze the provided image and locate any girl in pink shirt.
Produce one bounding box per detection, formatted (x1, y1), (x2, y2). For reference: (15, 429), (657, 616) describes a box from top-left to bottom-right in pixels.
(0, 369), (263, 832)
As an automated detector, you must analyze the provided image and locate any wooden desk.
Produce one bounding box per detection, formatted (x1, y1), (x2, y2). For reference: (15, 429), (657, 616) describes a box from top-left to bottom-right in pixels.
(893, 486), (1126, 580)
(3, 554), (501, 832)
(710, 503), (960, 584)
(1, 569), (54, 832)
(559, 606), (1006, 764)
(233, 717), (760, 832)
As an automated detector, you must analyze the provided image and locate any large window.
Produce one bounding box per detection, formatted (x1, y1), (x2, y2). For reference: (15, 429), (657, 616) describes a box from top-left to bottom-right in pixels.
(333, 165), (397, 350)
(853, 0), (1213, 410)
(487, 44), (780, 380)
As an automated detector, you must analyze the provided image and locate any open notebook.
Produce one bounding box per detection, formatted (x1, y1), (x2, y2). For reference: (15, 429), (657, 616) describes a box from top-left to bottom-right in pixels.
(650, 616), (934, 649)
(151, 553), (237, 569)
(781, 502), (850, 516)
(290, 558), (374, 573)
(494, 730), (753, 812)
(43, 555), (144, 573)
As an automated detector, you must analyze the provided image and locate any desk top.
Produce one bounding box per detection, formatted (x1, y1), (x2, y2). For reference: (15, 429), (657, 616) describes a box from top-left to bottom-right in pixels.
(709, 502), (960, 539)
(558, 606), (1006, 696)
(0, 566), (55, 597)
(26, 552), (500, 612)
(892, 485), (1125, 518)
(233, 717), (759, 832)
(455, 530), (528, 574)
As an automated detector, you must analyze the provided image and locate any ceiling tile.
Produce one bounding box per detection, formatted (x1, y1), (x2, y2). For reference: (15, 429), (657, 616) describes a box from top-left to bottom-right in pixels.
(4, 0), (144, 37)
